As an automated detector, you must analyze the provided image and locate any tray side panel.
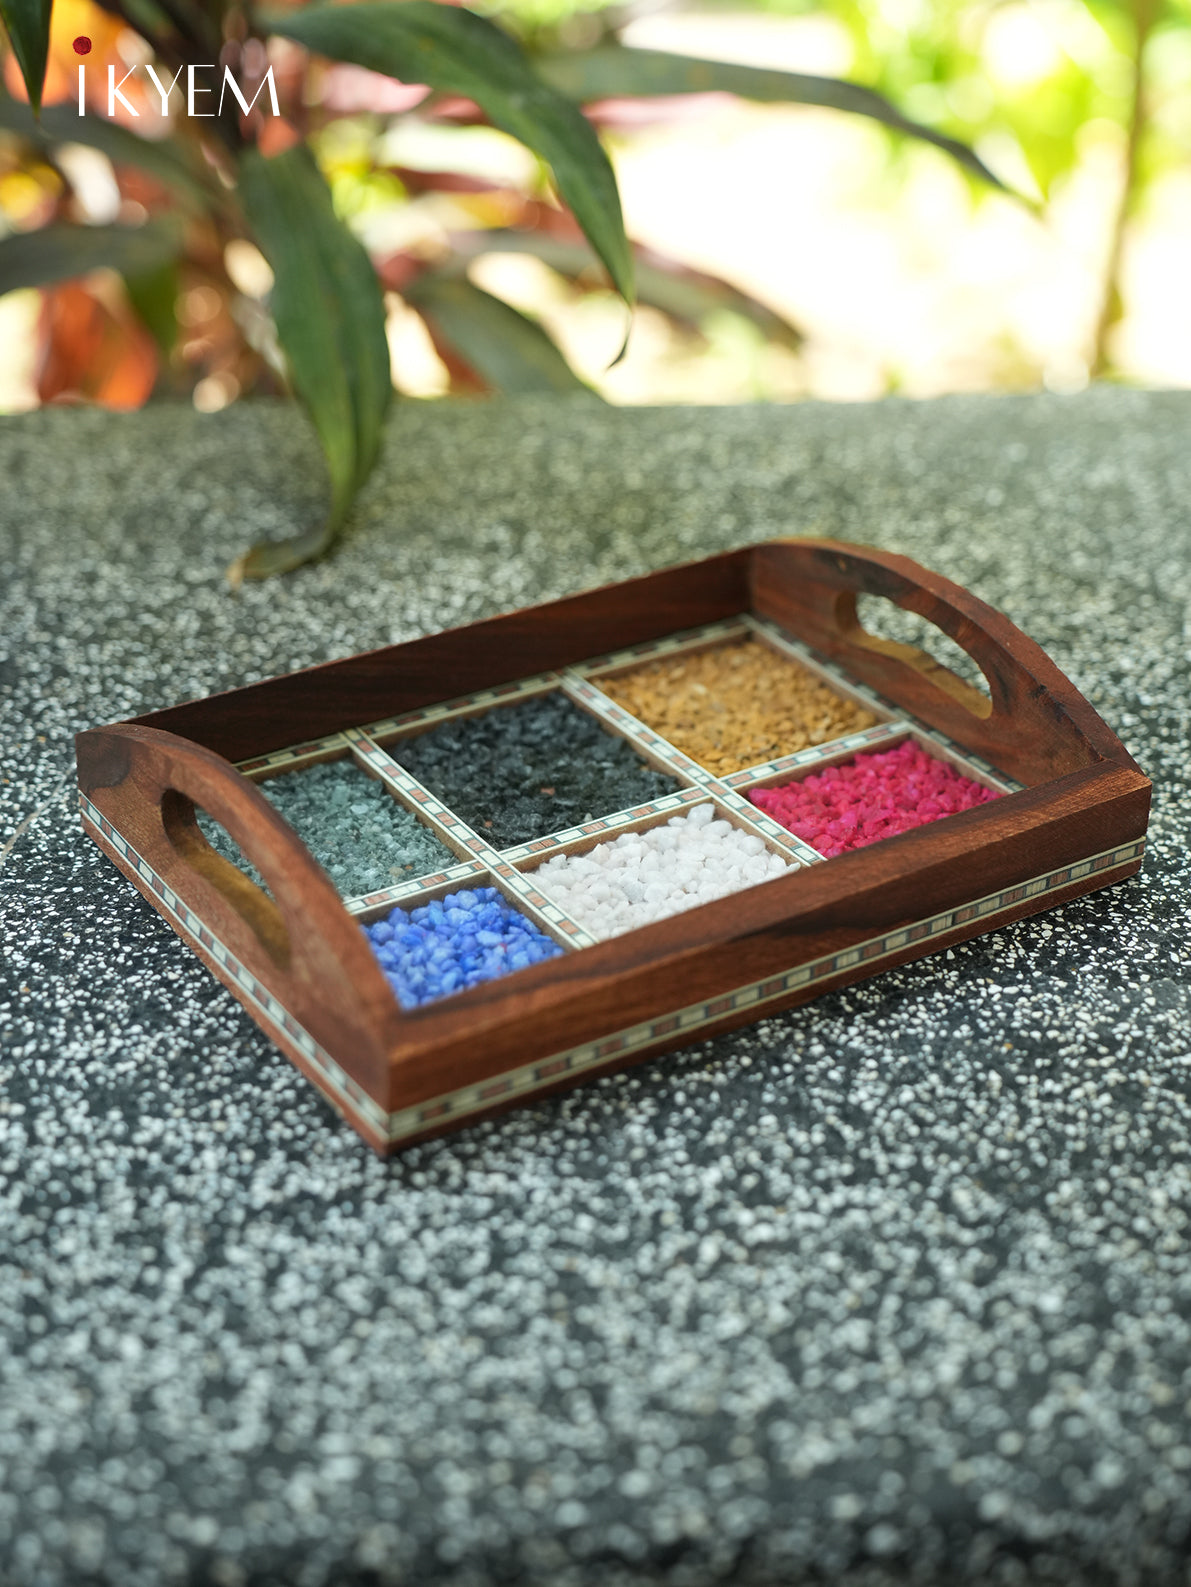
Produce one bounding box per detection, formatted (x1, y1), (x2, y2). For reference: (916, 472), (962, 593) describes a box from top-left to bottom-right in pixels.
(378, 844), (1148, 1152)
(77, 724), (401, 1105)
(129, 549), (754, 761)
(80, 818), (392, 1149)
(748, 540), (1136, 785)
(378, 763), (1151, 1114)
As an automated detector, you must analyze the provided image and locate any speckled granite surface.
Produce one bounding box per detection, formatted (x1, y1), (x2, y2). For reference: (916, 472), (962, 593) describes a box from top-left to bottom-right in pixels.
(2, 391), (1190, 1587)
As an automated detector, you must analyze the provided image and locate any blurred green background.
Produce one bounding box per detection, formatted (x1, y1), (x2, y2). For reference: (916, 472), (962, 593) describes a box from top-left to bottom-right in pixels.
(2, 0), (1185, 416)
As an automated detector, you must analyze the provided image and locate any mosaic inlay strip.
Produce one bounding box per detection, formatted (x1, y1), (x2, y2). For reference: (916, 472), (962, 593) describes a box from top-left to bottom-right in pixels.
(746, 615), (1021, 795)
(237, 732), (350, 777)
(486, 862), (600, 949)
(343, 860), (487, 916)
(908, 724), (1020, 796)
(381, 837), (1146, 1143)
(79, 794), (390, 1136)
(723, 722), (911, 789)
(574, 618), (751, 678)
(562, 671), (823, 866)
(346, 729), (495, 860)
(345, 730), (598, 947)
(561, 672), (718, 787)
(80, 787), (1144, 1147)
(499, 787), (707, 864)
(361, 672), (561, 744)
(709, 786), (825, 866)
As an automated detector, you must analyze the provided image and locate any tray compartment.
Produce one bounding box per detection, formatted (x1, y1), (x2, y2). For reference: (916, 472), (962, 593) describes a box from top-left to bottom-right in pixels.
(746, 732), (1003, 857)
(363, 884), (566, 1008)
(197, 751), (459, 901)
(591, 632), (882, 776)
(523, 798), (796, 941)
(378, 689), (685, 850)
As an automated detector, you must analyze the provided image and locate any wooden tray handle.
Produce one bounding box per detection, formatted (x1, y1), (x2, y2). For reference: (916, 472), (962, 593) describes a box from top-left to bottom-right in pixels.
(76, 722), (400, 1095)
(751, 539), (1118, 784)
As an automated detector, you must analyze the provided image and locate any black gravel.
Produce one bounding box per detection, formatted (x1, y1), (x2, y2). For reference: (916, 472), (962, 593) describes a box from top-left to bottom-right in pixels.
(2, 392), (1190, 1587)
(392, 690), (682, 849)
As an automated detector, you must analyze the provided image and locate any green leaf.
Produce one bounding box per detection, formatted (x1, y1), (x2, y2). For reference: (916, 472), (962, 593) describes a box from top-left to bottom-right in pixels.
(405, 275), (595, 395)
(0, 0), (52, 115)
(125, 258), (178, 355)
(232, 145), (391, 582)
(535, 45), (1010, 193)
(0, 219), (181, 295)
(446, 229), (803, 351)
(0, 93), (214, 211)
(258, 1), (635, 311)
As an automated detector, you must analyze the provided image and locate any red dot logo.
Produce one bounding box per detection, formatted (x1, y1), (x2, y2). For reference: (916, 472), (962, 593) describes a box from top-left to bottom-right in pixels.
(73, 35), (92, 55)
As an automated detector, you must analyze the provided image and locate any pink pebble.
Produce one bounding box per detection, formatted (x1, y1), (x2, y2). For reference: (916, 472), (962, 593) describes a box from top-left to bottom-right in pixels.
(749, 739), (998, 856)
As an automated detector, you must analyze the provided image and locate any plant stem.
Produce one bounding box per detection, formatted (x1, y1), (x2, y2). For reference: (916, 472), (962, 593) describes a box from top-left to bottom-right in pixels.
(1091, 0), (1158, 377)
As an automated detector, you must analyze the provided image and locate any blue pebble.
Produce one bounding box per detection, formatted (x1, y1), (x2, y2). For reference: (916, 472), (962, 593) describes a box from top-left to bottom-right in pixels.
(363, 885), (565, 1008)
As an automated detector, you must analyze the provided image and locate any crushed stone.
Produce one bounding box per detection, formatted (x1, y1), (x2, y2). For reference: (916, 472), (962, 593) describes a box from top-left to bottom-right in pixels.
(1, 391), (1189, 1587)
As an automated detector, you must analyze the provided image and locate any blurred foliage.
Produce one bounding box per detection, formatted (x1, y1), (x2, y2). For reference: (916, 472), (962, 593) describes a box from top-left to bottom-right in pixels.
(744, 0), (1148, 193)
(7, 0), (1150, 575)
(792, 0), (1181, 368)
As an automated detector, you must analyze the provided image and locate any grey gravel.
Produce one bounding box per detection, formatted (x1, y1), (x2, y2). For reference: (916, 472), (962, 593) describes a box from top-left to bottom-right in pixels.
(196, 756), (457, 898)
(1, 391), (1190, 1587)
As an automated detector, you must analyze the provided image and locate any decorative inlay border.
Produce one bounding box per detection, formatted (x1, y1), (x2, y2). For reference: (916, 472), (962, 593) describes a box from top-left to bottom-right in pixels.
(344, 860), (486, 916)
(362, 672), (561, 744)
(381, 837), (1146, 1142)
(575, 618), (751, 677)
(238, 732), (349, 778)
(345, 729), (598, 947)
(498, 787), (706, 864)
(723, 722), (910, 788)
(747, 615), (1021, 795)
(911, 724), (1019, 795)
(346, 728), (494, 861)
(561, 671), (718, 787)
(746, 615), (896, 722)
(78, 789), (1144, 1145)
(561, 672), (824, 866)
(79, 794), (390, 1137)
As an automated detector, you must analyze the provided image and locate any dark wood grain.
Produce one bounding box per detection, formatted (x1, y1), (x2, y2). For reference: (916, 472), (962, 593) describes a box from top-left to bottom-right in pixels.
(374, 760), (1150, 1110)
(77, 722), (402, 1105)
(749, 541), (1132, 785)
(132, 549), (755, 762)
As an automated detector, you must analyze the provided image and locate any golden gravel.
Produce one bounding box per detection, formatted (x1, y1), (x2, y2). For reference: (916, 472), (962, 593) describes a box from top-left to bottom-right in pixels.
(600, 640), (878, 775)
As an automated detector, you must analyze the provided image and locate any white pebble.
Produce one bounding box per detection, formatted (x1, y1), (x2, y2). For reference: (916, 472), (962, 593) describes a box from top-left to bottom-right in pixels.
(529, 805), (795, 940)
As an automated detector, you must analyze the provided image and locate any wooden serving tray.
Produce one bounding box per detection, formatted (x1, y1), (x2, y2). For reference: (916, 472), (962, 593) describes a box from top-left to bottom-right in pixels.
(76, 540), (1151, 1153)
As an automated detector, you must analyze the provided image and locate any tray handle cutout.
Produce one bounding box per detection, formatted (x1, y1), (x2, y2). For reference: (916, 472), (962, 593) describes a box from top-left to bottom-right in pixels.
(750, 539), (1107, 785)
(160, 788), (292, 970)
(844, 590), (993, 719)
(76, 722), (400, 1097)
